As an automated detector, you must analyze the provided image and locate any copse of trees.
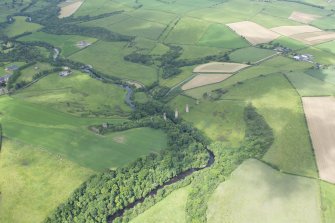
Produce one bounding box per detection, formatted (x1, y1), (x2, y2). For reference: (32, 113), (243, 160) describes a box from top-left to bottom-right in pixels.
(45, 101), (210, 223)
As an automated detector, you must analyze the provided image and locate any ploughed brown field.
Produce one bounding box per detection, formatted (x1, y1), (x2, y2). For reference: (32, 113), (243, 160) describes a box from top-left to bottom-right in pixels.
(302, 97), (335, 184)
(227, 21), (280, 45)
(289, 11), (321, 24)
(182, 74), (232, 90)
(59, 1), (83, 18)
(193, 62), (249, 73)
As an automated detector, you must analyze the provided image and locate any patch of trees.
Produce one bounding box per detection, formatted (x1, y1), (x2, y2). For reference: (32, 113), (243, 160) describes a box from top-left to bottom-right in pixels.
(45, 101), (210, 223)
(185, 105), (274, 222)
(124, 52), (153, 65)
(203, 88), (228, 101)
(0, 43), (45, 62)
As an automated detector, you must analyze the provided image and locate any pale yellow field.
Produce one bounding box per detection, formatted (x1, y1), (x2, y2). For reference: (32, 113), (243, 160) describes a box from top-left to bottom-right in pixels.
(271, 25), (321, 36)
(59, 1), (83, 18)
(193, 62), (249, 73)
(181, 74), (232, 90)
(302, 97), (335, 184)
(289, 11), (321, 24)
(291, 31), (335, 45)
(227, 21), (280, 45)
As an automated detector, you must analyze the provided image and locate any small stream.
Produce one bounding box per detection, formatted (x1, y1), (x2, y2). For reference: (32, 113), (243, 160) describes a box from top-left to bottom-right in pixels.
(120, 84), (135, 110)
(53, 48), (60, 61)
(107, 148), (215, 223)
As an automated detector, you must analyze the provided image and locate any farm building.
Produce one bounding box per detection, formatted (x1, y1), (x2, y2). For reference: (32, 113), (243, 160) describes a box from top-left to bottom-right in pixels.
(293, 54), (313, 62)
(5, 64), (19, 72)
(59, 70), (72, 77)
(76, 41), (91, 48)
(0, 74), (12, 84)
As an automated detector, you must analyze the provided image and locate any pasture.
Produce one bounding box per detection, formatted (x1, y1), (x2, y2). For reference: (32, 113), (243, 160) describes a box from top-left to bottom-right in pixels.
(302, 97), (335, 183)
(3, 16), (42, 37)
(69, 41), (158, 85)
(169, 95), (246, 145)
(19, 32), (97, 57)
(285, 71), (335, 96)
(198, 24), (250, 49)
(227, 21), (280, 45)
(181, 74), (232, 91)
(14, 71), (132, 117)
(0, 96), (167, 171)
(320, 181), (335, 223)
(207, 159), (322, 223)
(130, 186), (190, 223)
(229, 47), (276, 64)
(0, 139), (94, 223)
(220, 74), (317, 177)
(165, 17), (210, 44)
(16, 62), (53, 83)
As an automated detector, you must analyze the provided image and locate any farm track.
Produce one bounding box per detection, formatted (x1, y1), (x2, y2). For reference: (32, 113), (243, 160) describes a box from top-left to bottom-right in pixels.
(107, 148), (215, 223)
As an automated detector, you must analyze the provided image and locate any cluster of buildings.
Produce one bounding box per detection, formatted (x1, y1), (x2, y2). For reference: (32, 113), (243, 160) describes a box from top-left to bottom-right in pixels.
(293, 54), (314, 63)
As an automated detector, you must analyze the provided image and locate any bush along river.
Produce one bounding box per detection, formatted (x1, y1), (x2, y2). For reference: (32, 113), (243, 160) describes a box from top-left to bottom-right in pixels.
(107, 148), (215, 222)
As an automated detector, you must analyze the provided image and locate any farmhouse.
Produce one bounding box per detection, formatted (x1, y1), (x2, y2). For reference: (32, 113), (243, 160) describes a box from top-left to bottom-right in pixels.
(76, 41), (91, 48)
(5, 64), (18, 72)
(293, 54), (313, 62)
(0, 74), (12, 84)
(59, 70), (72, 77)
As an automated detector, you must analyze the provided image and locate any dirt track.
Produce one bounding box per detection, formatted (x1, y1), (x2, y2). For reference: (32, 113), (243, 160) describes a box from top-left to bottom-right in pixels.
(302, 97), (335, 183)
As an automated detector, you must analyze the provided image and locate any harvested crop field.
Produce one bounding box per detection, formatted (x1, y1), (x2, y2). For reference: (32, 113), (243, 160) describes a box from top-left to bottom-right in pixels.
(289, 11), (321, 24)
(59, 1), (83, 18)
(271, 25), (321, 36)
(193, 62), (249, 73)
(291, 31), (335, 45)
(227, 21), (280, 45)
(302, 97), (335, 184)
(181, 74), (232, 90)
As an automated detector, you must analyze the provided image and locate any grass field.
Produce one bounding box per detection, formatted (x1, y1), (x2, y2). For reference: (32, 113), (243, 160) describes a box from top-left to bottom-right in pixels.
(220, 74), (317, 177)
(16, 62), (54, 83)
(312, 16), (335, 30)
(306, 66), (335, 85)
(19, 32), (98, 57)
(130, 186), (190, 223)
(198, 24), (250, 49)
(298, 47), (335, 65)
(207, 159), (322, 223)
(286, 71), (335, 96)
(14, 71), (132, 117)
(320, 181), (335, 223)
(229, 47), (276, 64)
(178, 45), (226, 60)
(165, 17), (210, 44)
(0, 96), (167, 171)
(271, 36), (307, 50)
(315, 40), (335, 56)
(169, 95), (246, 146)
(69, 41), (158, 85)
(0, 139), (94, 223)
(3, 16), (42, 37)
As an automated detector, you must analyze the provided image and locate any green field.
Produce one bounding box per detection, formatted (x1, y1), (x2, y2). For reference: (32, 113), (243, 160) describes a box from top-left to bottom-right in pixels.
(19, 32), (98, 57)
(3, 16), (42, 37)
(0, 139), (94, 223)
(69, 41), (158, 85)
(130, 186), (190, 223)
(229, 47), (276, 64)
(0, 96), (167, 171)
(14, 71), (131, 116)
(169, 96), (246, 146)
(321, 181), (335, 223)
(207, 159), (322, 223)
(316, 40), (335, 56)
(286, 71), (335, 96)
(16, 62), (53, 83)
(198, 24), (250, 49)
(220, 74), (317, 177)
(306, 66), (335, 85)
(165, 17), (210, 44)
(179, 45), (226, 60)
(271, 37), (307, 51)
